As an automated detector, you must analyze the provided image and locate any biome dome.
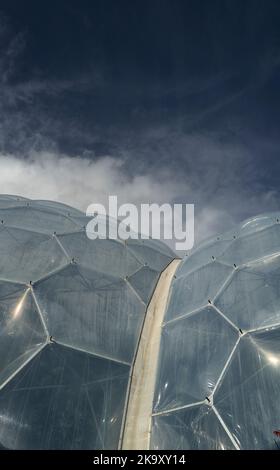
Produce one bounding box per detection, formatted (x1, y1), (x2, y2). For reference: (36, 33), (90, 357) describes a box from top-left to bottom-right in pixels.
(1, 198), (280, 450)
(151, 213), (280, 450)
(0, 195), (175, 449)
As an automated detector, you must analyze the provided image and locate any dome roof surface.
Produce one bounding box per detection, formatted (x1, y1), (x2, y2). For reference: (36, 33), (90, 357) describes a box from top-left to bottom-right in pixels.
(2, 197), (279, 450)
(151, 213), (280, 450)
(0, 195), (174, 449)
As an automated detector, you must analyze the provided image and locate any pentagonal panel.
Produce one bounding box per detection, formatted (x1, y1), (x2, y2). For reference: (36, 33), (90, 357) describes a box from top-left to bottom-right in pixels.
(219, 224), (280, 266)
(153, 307), (238, 413)
(34, 264), (146, 363)
(0, 227), (68, 284)
(0, 282), (47, 387)
(215, 327), (280, 449)
(165, 261), (233, 322)
(0, 206), (79, 235)
(57, 232), (142, 278)
(0, 343), (130, 449)
(127, 266), (159, 303)
(215, 254), (280, 331)
(151, 405), (235, 450)
(127, 239), (174, 272)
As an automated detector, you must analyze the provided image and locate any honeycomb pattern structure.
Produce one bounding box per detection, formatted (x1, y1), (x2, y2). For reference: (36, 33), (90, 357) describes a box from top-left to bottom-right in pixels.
(151, 213), (280, 450)
(0, 195), (175, 449)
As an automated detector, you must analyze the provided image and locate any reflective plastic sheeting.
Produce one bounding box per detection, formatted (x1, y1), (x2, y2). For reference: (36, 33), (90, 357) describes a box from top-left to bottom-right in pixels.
(176, 238), (233, 278)
(34, 264), (146, 364)
(215, 327), (280, 449)
(56, 232), (142, 278)
(215, 254), (280, 331)
(0, 283), (46, 387)
(153, 307), (238, 413)
(151, 213), (280, 450)
(0, 195), (174, 450)
(127, 266), (160, 303)
(2, 198), (279, 450)
(0, 343), (130, 450)
(151, 405), (236, 450)
(219, 224), (280, 266)
(0, 207), (80, 235)
(126, 238), (174, 272)
(165, 261), (233, 322)
(0, 227), (68, 284)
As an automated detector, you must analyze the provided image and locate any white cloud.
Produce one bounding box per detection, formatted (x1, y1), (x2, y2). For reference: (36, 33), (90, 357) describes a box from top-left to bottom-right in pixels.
(0, 150), (184, 211)
(0, 147), (279, 254)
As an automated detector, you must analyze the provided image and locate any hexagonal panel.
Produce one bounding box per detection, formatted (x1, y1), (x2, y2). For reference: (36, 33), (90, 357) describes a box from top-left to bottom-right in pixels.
(0, 343), (130, 449)
(165, 261), (233, 322)
(215, 327), (280, 449)
(177, 238), (233, 278)
(219, 224), (280, 266)
(153, 307), (238, 413)
(34, 264), (146, 363)
(57, 232), (142, 278)
(151, 405), (235, 450)
(0, 282), (47, 387)
(215, 254), (280, 331)
(0, 227), (68, 284)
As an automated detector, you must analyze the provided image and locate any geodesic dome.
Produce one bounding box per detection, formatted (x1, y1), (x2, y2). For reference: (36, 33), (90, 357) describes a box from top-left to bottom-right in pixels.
(151, 213), (280, 450)
(0, 195), (175, 450)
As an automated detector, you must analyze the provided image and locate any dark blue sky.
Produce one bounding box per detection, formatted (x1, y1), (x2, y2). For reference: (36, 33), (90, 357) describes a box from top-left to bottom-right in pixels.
(0, 0), (280, 240)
